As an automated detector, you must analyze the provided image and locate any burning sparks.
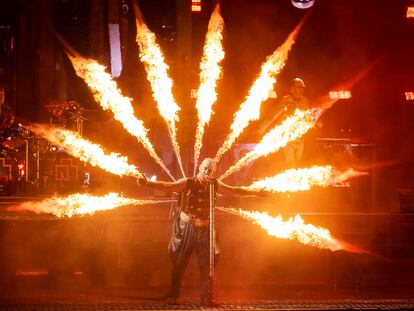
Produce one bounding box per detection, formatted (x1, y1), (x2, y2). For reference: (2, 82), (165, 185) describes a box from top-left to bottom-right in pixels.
(67, 55), (175, 180)
(9, 193), (160, 217)
(220, 108), (321, 180)
(194, 5), (225, 174)
(134, 6), (185, 177)
(244, 166), (367, 193)
(219, 207), (364, 253)
(36, 126), (142, 177)
(214, 22), (303, 164)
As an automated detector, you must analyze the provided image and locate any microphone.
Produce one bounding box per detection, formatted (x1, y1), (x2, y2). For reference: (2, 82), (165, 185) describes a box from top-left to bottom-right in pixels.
(204, 168), (211, 178)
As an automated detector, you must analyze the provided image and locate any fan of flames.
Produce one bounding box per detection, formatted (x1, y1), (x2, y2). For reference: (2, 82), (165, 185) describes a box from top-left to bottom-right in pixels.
(12, 5), (370, 253)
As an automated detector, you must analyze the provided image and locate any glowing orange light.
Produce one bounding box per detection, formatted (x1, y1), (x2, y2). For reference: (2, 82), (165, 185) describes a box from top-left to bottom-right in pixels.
(66, 54), (175, 180)
(405, 91), (414, 100)
(16, 270), (49, 276)
(194, 5), (224, 174)
(329, 90), (352, 100)
(8, 192), (161, 218)
(192, 5), (201, 12)
(192, 0), (201, 12)
(134, 9), (185, 177)
(407, 6), (414, 18)
(243, 165), (367, 193)
(220, 207), (366, 253)
(219, 108), (321, 180)
(35, 126), (143, 178)
(214, 22), (303, 164)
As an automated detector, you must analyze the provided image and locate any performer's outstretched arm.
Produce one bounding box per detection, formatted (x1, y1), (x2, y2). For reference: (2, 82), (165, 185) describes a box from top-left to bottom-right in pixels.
(137, 177), (187, 193)
(217, 180), (266, 197)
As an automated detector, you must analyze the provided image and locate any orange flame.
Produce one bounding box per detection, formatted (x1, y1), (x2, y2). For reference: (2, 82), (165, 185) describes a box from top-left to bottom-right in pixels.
(214, 22), (303, 164)
(220, 207), (365, 253)
(36, 126), (142, 177)
(134, 5), (184, 177)
(244, 165), (368, 193)
(220, 108), (321, 180)
(8, 193), (160, 218)
(194, 5), (225, 175)
(66, 55), (175, 181)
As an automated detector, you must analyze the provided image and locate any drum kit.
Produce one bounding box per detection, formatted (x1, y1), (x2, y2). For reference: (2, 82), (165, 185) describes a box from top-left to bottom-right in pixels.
(0, 100), (93, 195)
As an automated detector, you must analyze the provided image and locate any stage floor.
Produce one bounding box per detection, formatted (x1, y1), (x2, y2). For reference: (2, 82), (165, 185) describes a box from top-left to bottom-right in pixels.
(1, 287), (414, 310)
(1, 196), (414, 310)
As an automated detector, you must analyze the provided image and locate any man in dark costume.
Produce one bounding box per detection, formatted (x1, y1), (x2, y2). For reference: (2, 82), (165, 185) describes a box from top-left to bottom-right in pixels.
(137, 158), (263, 305)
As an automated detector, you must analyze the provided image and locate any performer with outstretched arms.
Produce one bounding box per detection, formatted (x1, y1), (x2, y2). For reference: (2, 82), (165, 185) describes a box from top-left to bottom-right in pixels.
(137, 158), (265, 305)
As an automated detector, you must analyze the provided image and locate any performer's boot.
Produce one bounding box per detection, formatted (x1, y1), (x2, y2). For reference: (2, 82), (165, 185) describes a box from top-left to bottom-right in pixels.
(199, 266), (211, 305)
(165, 270), (182, 304)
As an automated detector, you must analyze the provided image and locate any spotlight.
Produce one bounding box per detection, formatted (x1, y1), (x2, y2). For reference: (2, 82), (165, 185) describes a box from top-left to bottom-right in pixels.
(291, 0), (315, 9)
(405, 91), (414, 100)
(329, 90), (352, 100)
(192, 0), (201, 12)
(407, 6), (414, 18)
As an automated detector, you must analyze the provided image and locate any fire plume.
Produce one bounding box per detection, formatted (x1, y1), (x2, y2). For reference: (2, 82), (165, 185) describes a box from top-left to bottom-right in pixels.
(134, 5), (184, 177)
(36, 126), (142, 177)
(214, 22), (303, 164)
(220, 207), (365, 253)
(244, 165), (368, 193)
(67, 55), (175, 180)
(220, 108), (321, 180)
(8, 193), (160, 218)
(194, 5), (225, 174)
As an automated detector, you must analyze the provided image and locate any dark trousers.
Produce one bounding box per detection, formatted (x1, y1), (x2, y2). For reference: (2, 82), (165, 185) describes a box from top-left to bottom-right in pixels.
(169, 219), (218, 304)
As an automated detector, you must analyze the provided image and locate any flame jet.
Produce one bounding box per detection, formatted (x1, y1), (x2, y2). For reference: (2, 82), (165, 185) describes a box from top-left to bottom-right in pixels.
(242, 165), (368, 193)
(66, 54), (175, 181)
(217, 207), (367, 253)
(213, 21), (304, 164)
(193, 5), (225, 175)
(134, 4), (185, 178)
(220, 108), (320, 180)
(50, 30), (174, 180)
(8, 193), (161, 218)
(218, 58), (383, 181)
(35, 126), (143, 178)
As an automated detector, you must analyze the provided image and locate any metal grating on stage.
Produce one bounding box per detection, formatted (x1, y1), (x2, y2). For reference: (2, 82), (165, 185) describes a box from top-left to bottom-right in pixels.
(1, 299), (414, 310)
(1, 288), (414, 310)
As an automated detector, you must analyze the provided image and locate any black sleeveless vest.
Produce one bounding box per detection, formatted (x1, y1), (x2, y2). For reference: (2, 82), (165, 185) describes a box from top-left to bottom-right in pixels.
(181, 177), (218, 219)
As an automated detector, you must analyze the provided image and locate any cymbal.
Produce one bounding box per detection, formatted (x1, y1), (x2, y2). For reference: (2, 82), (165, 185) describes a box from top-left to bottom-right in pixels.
(44, 104), (95, 111)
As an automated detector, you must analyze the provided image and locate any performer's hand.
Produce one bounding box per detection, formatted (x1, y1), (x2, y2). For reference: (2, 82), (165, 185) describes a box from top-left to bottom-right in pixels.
(136, 176), (148, 186)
